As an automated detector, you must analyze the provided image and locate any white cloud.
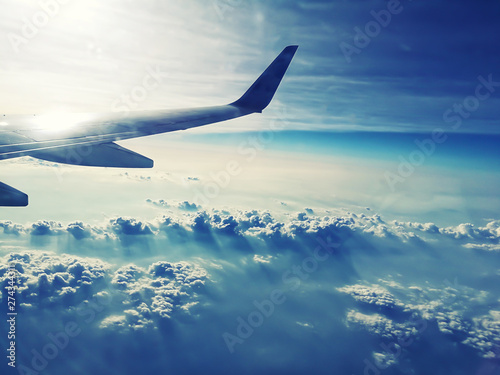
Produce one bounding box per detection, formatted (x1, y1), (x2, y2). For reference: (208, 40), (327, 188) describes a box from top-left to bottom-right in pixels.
(0, 250), (207, 331)
(345, 310), (412, 340)
(1, 208), (499, 373)
(337, 284), (403, 310)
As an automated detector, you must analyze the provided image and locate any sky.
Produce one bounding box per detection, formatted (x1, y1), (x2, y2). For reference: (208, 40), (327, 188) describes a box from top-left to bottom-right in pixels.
(1, 1), (500, 374)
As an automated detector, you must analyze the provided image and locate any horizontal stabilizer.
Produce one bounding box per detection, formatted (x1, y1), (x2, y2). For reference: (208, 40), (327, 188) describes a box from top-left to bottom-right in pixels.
(230, 45), (298, 113)
(0, 181), (28, 206)
(29, 142), (154, 168)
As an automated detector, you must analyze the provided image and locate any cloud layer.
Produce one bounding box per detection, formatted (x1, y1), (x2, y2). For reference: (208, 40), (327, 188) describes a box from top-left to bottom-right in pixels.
(1, 208), (499, 374)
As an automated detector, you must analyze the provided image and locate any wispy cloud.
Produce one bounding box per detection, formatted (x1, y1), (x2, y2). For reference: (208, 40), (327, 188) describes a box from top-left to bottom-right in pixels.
(2, 1), (500, 133)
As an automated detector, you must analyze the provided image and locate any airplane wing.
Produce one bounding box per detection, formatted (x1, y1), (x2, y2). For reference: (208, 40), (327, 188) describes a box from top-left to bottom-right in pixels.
(0, 45), (298, 206)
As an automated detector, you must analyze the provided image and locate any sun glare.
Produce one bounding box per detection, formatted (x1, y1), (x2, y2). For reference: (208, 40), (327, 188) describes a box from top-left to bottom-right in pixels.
(33, 112), (91, 132)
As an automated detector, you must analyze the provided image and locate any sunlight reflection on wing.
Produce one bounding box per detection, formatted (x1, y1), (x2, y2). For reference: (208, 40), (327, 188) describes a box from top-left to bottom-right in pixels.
(33, 112), (93, 132)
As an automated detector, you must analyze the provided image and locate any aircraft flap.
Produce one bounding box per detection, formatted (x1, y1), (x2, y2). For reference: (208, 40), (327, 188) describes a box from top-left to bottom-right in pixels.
(29, 142), (154, 168)
(0, 181), (28, 206)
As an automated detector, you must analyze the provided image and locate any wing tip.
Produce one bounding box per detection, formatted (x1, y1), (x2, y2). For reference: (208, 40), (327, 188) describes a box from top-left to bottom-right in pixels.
(230, 45), (298, 113)
(285, 45), (299, 51)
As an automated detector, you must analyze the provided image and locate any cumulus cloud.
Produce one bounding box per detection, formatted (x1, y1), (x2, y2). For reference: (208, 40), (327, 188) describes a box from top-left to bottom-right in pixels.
(345, 310), (412, 340)
(0, 251), (207, 330)
(337, 284), (404, 310)
(0, 213), (442, 243)
(146, 199), (200, 211)
(109, 217), (154, 236)
(146, 199), (170, 208)
(0, 251), (109, 308)
(1, 210), (499, 263)
(66, 222), (96, 240)
(177, 201), (200, 212)
(393, 219), (500, 247)
(30, 221), (64, 236)
(339, 276), (500, 360)
(0, 209), (499, 374)
(0, 221), (24, 236)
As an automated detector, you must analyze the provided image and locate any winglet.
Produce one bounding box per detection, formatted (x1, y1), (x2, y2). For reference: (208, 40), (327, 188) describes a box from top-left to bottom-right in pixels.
(230, 45), (298, 113)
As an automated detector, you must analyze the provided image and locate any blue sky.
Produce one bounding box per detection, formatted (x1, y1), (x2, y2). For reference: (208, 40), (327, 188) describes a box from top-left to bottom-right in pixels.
(2, 0), (500, 133)
(1, 1), (500, 375)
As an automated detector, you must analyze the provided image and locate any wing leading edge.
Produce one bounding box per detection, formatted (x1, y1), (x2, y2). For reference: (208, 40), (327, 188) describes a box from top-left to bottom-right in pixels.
(0, 45), (298, 206)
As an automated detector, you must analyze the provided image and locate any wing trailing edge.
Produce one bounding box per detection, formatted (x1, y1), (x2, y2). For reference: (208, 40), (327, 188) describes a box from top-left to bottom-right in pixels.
(29, 142), (154, 168)
(0, 181), (28, 207)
